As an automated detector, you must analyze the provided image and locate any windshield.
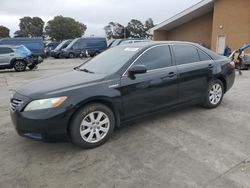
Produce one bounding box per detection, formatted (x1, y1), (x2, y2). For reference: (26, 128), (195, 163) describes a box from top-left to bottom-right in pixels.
(54, 41), (67, 51)
(66, 38), (78, 49)
(79, 46), (141, 74)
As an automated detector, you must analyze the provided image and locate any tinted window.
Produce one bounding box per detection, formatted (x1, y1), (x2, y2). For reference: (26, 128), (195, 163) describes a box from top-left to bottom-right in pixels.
(0, 47), (13, 54)
(134, 45), (172, 70)
(86, 40), (107, 48)
(198, 50), (211, 61)
(173, 45), (199, 65)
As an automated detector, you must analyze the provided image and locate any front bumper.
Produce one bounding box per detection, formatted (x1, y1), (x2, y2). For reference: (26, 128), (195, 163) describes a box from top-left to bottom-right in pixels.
(10, 93), (72, 141)
(51, 51), (60, 58)
(61, 51), (70, 58)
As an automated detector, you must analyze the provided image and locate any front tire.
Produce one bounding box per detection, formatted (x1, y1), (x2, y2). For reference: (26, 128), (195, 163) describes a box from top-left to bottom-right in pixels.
(203, 79), (224, 109)
(69, 53), (75, 58)
(13, 60), (26, 72)
(70, 103), (115, 149)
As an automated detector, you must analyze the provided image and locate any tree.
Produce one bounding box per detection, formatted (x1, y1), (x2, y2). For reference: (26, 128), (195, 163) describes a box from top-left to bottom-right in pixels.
(126, 19), (146, 38)
(0, 25), (10, 38)
(144, 18), (155, 39)
(145, 18), (155, 31)
(14, 17), (44, 37)
(45, 16), (87, 41)
(104, 22), (128, 39)
(104, 18), (155, 39)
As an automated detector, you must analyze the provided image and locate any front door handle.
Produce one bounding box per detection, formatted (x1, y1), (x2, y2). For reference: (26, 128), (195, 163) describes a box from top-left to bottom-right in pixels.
(168, 72), (176, 78)
(208, 64), (214, 70)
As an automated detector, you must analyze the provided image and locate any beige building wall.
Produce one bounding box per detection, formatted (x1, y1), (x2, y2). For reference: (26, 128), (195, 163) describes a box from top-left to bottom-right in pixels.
(211, 0), (250, 53)
(167, 12), (213, 49)
(153, 12), (213, 48)
(153, 30), (168, 41)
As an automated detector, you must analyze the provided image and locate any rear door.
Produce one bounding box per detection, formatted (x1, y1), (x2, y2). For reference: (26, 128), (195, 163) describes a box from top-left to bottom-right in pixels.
(120, 45), (178, 119)
(172, 44), (214, 103)
(0, 47), (14, 66)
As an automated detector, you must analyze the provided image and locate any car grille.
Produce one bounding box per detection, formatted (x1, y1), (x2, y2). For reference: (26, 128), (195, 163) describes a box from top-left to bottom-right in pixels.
(10, 98), (23, 111)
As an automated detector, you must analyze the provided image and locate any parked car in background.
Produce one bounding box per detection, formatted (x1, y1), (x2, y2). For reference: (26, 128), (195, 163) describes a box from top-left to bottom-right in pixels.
(0, 38), (45, 64)
(109, 39), (150, 48)
(10, 41), (235, 148)
(0, 45), (38, 72)
(61, 37), (107, 58)
(51, 39), (73, 59)
(243, 54), (250, 70)
(109, 39), (123, 47)
(119, 39), (151, 45)
(44, 41), (60, 57)
(107, 39), (115, 48)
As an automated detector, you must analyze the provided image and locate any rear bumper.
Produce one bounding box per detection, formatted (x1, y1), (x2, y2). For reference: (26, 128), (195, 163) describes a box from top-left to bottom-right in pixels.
(226, 69), (235, 92)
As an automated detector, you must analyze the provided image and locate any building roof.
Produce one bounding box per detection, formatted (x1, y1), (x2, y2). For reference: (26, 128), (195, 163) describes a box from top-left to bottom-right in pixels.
(151, 0), (215, 32)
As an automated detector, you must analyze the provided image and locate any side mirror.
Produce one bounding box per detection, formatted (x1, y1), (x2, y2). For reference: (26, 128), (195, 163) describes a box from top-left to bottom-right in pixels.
(128, 65), (147, 76)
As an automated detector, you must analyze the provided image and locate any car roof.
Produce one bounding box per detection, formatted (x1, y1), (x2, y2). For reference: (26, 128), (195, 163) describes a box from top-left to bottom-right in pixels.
(121, 41), (199, 47)
(119, 41), (224, 60)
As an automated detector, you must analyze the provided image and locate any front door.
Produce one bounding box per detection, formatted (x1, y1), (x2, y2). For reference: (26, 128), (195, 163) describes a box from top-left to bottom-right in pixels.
(120, 45), (178, 119)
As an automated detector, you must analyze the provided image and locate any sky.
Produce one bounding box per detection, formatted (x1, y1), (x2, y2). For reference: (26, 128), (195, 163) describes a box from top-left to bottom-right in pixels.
(0, 0), (202, 37)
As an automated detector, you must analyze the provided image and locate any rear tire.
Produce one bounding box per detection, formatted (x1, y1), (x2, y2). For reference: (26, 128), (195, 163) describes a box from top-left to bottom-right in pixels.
(70, 103), (115, 149)
(13, 60), (26, 72)
(203, 79), (224, 109)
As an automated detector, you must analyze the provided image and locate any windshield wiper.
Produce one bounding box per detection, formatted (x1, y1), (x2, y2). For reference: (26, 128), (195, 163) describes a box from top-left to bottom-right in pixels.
(80, 68), (95, 74)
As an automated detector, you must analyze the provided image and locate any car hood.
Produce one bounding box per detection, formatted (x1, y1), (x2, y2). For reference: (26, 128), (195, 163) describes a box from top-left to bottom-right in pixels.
(17, 70), (107, 98)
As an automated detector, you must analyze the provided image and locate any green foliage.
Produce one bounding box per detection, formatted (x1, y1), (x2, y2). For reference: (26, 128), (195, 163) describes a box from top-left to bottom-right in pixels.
(104, 22), (129, 40)
(14, 17), (44, 37)
(127, 19), (146, 38)
(104, 18), (155, 39)
(0, 25), (10, 38)
(45, 16), (87, 41)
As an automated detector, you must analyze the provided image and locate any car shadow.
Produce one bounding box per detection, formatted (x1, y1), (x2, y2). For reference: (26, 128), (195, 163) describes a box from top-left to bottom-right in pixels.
(15, 104), (202, 152)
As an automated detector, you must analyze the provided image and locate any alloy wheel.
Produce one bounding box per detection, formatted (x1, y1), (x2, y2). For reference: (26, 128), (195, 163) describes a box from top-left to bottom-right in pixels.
(79, 111), (110, 143)
(209, 83), (223, 105)
(14, 61), (26, 71)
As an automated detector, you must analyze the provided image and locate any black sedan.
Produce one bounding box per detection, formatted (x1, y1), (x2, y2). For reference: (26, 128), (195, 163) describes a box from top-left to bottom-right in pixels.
(10, 41), (235, 149)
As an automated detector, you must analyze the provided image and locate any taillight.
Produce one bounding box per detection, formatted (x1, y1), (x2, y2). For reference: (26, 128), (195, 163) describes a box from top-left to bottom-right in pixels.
(229, 61), (235, 69)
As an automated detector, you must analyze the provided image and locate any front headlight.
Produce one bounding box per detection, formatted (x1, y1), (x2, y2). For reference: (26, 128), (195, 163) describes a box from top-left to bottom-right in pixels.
(24, 97), (67, 111)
